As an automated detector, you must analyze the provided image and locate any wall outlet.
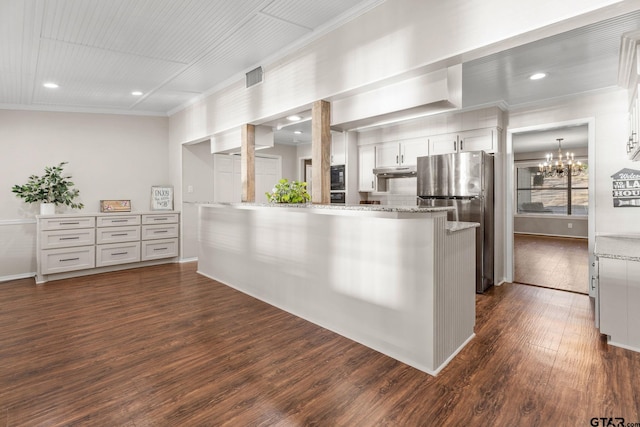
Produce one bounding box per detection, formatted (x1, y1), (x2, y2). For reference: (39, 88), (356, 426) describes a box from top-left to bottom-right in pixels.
(568, 222), (573, 229)
(187, 185), (194, 193)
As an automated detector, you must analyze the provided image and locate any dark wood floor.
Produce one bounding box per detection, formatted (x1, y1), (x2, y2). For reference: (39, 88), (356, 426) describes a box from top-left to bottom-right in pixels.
(1, 263), (639, 426)
(514, 233), (589, 294)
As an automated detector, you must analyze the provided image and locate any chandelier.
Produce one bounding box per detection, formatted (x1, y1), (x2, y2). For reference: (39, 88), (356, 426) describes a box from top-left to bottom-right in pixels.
(538, 138), (584, 178)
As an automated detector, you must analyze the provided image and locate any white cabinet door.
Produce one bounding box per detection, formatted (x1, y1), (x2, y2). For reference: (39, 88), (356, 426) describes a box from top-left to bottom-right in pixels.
(428, 129), (496, 155)
(215, 154), (281, 202)
(213, 154), (237, 202)
(375, 142), (400, 167)
(358, 145), (376, 192)
(401, 138), (429, 165)
(599, 258), (627, 339)
(331, 131), (346, 165)
(459, 128), (495, 153)
(628, 261), (640, 347)
(256, 157), (279, 203)
(428, 133), (459, 155)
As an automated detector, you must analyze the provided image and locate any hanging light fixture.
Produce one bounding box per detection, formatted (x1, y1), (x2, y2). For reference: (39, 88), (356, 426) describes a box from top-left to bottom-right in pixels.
(538, 138), (584, 178)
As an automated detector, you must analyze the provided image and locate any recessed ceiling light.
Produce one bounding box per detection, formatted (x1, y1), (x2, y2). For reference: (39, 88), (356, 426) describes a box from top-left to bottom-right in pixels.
(294, 130), (302, 134)
(43, 82), (59, 89)
(287, 115), (302, 121)
(131, 91), (143, 96)
(529, 73), (547, 80)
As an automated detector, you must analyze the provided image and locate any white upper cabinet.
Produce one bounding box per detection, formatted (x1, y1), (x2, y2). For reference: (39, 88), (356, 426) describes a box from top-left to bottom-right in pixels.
(429, 128), (496, 155)
(375, 138), (428, 167)
(401, 138), (430, 165)
(375, 143), (402, 168)
(331, 131), (346, 165)
(358, 145), (376, 192)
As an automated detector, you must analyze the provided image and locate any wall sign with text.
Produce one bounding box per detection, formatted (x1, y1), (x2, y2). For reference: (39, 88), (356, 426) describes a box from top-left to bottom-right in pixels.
(611, 168), (640, 207)
(151, 186), (174, 210)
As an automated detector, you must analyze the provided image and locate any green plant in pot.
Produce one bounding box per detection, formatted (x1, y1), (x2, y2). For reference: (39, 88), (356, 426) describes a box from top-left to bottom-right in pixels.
(12, 162), (84, 214)
(265, 178), (311, 203)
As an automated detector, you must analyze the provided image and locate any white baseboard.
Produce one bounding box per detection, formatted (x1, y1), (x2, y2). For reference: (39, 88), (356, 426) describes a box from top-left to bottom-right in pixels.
(0, 272), (36, 283)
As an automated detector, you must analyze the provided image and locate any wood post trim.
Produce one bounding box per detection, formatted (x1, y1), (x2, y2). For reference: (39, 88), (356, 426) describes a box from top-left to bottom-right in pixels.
(311, 100), (331, 204)
(241, 124), (255, 202)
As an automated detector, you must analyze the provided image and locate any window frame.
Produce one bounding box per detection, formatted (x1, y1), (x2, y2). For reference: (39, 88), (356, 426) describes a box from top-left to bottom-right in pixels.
(514, 159), (588, 217)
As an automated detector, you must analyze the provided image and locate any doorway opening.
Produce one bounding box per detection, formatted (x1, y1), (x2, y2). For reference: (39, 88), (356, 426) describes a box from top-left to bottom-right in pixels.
(507, 120), (595, 296)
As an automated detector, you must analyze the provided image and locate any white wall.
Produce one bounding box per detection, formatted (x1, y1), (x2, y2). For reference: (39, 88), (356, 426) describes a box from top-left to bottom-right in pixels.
(0, 110), (168, 280)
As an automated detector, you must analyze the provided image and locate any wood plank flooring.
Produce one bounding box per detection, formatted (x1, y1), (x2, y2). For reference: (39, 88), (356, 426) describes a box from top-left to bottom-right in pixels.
(1, 262), (639, 426)
(514, 233), (589, 294)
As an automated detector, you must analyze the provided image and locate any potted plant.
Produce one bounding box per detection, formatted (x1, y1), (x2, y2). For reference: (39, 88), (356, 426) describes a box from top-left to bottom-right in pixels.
(265, 178), (311, 203)
(12, 162), (84, 215)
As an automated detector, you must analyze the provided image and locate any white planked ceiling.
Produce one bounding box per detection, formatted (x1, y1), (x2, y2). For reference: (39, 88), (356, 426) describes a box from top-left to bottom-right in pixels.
(462, 10), (640, 108)
(1, 2), (640, 118)
(0, 0), (382, 115)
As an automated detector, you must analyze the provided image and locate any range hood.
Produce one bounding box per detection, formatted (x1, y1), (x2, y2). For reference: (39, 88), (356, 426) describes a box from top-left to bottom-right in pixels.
(373, 165), (417, 177)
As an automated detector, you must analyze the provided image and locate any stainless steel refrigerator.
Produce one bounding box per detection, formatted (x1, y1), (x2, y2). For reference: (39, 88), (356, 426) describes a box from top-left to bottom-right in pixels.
(417, 151), (494, 293)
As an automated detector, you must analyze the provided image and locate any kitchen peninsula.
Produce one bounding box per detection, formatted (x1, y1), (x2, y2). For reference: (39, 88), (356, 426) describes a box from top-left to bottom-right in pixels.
(198, 203), (477, 375)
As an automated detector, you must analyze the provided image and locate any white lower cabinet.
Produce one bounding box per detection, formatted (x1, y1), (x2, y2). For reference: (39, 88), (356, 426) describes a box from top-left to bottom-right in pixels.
(96, 242), (141, 267)
(599, 257), (640, 351)
(41, 246), (96, 275)
(142, 238), (179, 261)
(37, 211), (180, 283)
(141, 223), (179, 240)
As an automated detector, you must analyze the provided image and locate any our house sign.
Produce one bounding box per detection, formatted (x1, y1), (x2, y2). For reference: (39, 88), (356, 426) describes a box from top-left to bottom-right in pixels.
(612, 168), (640, 207)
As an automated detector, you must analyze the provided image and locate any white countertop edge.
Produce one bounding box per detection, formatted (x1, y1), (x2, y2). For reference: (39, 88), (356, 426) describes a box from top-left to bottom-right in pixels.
(594, 234), (640, 261)
(446, 221), (480, 233)
(36, 210), (180, 218)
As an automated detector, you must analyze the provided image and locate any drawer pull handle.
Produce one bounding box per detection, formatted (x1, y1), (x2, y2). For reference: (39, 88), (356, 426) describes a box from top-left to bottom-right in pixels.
(153, 247), (168, 251)
(112, 219), (129, 223)
(60, 257), (80, 262)
(112, 252), (128, 256)
(111, 233), (128, 236)
(153, 230), (168, 233)
(60, 237), (80, 240)
(60, 222), (80, 225)
(153, 217), (168, 221)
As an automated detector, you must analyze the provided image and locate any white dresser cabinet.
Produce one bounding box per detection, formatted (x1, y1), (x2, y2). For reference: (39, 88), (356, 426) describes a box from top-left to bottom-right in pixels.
(36, 211), (180, 283)
(38, 216), (96, 275)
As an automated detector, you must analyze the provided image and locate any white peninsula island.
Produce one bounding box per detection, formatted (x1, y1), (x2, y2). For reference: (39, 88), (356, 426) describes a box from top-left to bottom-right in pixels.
(198, 203), (477, 375)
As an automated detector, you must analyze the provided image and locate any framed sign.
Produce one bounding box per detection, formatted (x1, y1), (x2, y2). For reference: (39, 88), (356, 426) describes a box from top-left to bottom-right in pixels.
(611, 169), (640, 207)
(100, 200), (131, 212)
(151, 186), (174, 210)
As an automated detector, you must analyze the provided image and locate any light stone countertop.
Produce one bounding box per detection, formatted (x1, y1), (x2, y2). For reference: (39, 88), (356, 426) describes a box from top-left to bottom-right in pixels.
(595, 234), (640, 262)
(211, 202), (453, 213)
(201, 203), (479, 232)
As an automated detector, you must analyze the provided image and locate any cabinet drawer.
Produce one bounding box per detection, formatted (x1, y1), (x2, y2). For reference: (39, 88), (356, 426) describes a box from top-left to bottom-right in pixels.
(41, 246), (95, 275)
(96, 242), (141, 267)
(96, 226), (141, 244)
(96, 215), (141, 227)
(40, 216), (95, 231)
(142, 213), (178, 225)
(40, 228), (95, 249)
(142, 224), (179, 240)
(141, 238), (178, 261)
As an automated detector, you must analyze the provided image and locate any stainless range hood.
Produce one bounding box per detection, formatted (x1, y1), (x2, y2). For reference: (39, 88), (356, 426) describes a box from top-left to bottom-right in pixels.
(373, 165), (417, 177)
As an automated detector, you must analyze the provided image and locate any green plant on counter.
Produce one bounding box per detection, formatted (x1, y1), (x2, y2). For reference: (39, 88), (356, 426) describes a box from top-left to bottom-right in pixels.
(11, 162), (84, 209)
(265, 178), (311, 204)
